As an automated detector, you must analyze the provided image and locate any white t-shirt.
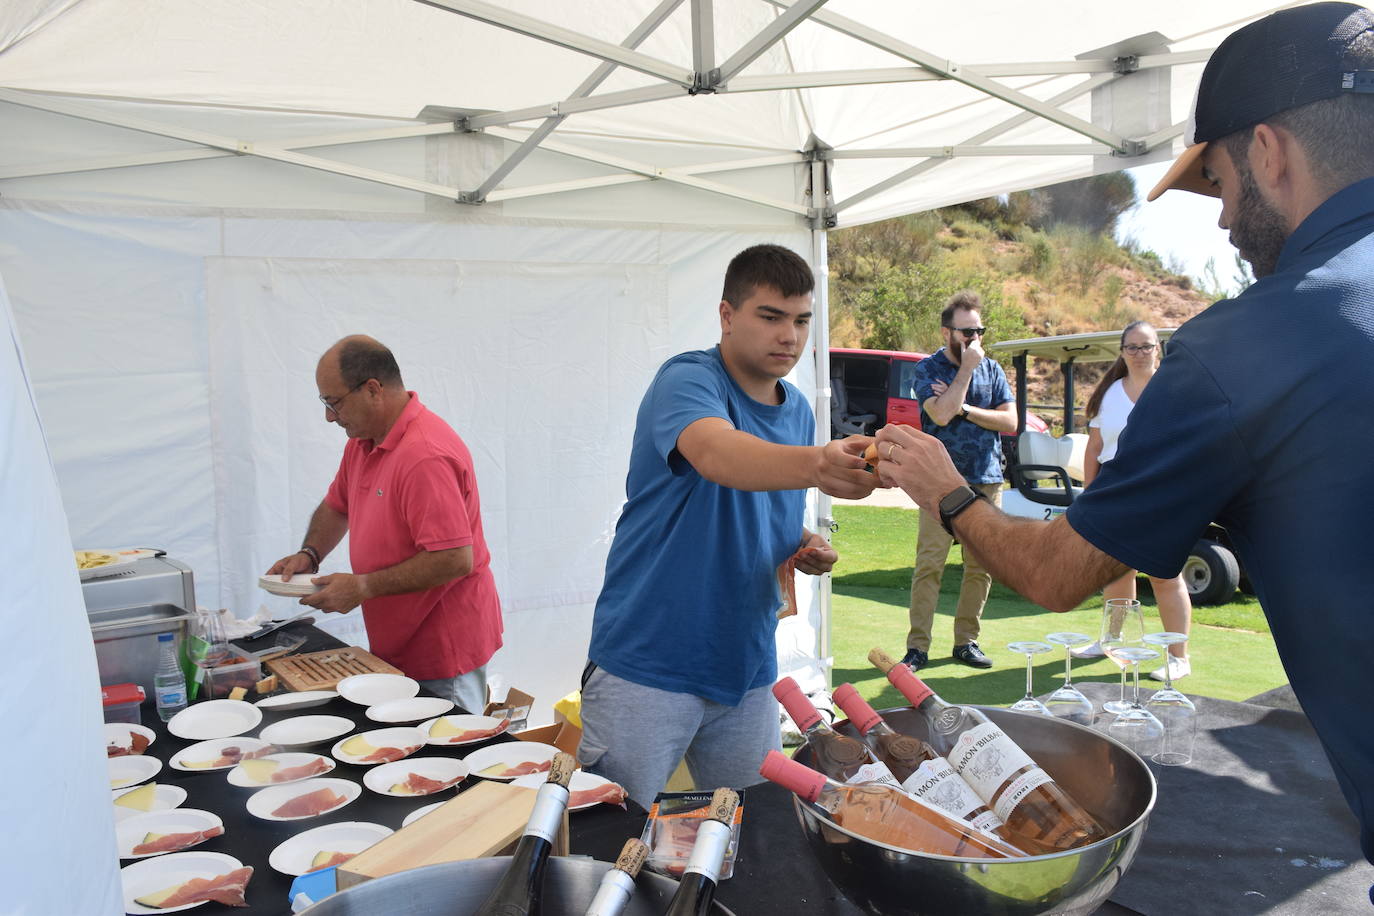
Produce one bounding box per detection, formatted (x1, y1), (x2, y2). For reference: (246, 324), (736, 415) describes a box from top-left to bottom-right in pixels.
(1089, 378), (1135, 463)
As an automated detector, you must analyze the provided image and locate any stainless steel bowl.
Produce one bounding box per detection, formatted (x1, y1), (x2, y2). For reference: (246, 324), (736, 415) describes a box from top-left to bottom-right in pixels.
(792, 706), (1155, 916)
(297, 855), (736, 915)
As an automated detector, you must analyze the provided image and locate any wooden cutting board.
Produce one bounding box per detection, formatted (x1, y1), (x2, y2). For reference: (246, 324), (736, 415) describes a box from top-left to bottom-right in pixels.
(265, 646), (403, 691)
(336, 780), (569, 889)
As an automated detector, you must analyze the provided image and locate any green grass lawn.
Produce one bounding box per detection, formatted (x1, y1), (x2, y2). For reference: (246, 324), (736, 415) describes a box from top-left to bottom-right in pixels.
(830, 505), (1288, 710)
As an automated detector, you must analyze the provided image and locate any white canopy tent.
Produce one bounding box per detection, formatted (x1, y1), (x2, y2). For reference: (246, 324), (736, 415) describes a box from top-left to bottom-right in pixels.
(0, 2), (1282, 911)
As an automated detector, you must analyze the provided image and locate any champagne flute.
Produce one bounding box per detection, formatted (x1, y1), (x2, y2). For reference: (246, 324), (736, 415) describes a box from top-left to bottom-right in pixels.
(1100, 599), (1143, 715)
(1007, 641), (1054, 715)
(1106, 644), (1165, 756)
(1043, 632), (1095, 725)
(1144, 632), (1197, 766)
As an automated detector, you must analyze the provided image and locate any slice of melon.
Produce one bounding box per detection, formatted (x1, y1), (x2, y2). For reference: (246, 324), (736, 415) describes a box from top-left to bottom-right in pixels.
(428, 718), (461, 738)
(239, 758), (279, 782)
(340, 735), (378, 758)
(133, 882), (181, 908)
(115, 783), (158, 811)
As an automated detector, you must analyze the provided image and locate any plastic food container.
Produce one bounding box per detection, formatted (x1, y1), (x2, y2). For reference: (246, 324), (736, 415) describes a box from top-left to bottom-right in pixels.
(203, 657), (263, 700)
(102, 682), (147, 724)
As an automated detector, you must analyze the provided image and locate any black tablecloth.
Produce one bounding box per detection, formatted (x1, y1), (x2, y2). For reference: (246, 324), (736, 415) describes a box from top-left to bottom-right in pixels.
(118, 626), (1373, 915)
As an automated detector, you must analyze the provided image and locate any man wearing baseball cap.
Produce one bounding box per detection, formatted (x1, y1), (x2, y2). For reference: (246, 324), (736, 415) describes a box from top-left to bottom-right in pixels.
(874, 1), (1374, 883)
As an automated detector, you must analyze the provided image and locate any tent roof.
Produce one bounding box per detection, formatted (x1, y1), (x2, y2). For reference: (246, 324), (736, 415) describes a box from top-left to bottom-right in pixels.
(0, 0), (1283, 226)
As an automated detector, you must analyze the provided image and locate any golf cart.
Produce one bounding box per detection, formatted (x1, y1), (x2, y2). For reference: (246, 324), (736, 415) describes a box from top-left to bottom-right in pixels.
(989, 329), (1244, 606)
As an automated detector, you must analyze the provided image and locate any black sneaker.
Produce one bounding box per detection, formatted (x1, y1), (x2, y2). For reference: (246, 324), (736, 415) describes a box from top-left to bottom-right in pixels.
(952, 642), (993, 669)
(900, 648), (929, 671)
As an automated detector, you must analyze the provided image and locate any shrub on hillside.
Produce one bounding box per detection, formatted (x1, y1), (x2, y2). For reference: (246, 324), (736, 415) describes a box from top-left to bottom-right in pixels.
(854, 262), (1028, 358)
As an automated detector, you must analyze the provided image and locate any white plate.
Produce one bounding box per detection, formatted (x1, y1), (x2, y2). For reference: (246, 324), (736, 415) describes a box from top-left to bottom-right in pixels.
(366, 696), (454, 724)
(254, 690), (338, 711)
(258, 574), (323, 597)
(246, 777), (361, 822)
(268, 821), (393, 877)
(167, 700), (262, 740)
(362, 757), (469, 798)
(330, 726), (425, 765)
(106, 723), (158, 756)
(226, 752), (336, 787)
(120, 850), (245, 914)
(76, 547), (142, 581)
(401, 801), (446, 828)
(419, 714), (510, 747)
(336, 673), (419, 707)
(511, 770), (622, 811)
(116, 809), (224, 859)
(171, 737), (273, 772)
(110, 755), (163, 790)
(461, 742), (561, 781)
(112, 784), (188, 823)
(259, 714), (354, 748)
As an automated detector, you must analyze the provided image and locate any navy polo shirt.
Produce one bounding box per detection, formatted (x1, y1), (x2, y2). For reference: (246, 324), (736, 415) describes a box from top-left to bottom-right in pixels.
(1068, 177), (1374, 866)
(913, 348), (1014, 484)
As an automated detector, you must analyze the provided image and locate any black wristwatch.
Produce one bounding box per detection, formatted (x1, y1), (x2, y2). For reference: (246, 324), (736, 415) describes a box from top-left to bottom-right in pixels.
(938, 485), (985, 536)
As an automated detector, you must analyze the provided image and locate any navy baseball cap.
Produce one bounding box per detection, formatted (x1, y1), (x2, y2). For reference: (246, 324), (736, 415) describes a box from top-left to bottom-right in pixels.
(1148, 2), (1374, 201)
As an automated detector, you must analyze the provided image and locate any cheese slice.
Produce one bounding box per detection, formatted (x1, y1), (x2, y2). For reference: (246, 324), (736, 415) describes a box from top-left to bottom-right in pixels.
(428, 717), (461, 738)
(133, 882), (181, 908)
(340, 735), (379, 758)
(239, 758), (279, 783)
(115, 783), (158, 811)
(388, 782), (417, 795)
(141, 831), (168, 845)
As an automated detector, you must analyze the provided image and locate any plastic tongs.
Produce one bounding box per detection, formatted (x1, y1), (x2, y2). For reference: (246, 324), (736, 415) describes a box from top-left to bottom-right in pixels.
(243, 610), (315, 641)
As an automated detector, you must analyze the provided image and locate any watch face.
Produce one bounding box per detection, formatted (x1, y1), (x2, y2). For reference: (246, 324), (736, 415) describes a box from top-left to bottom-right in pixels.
(940, 487), (975, 514)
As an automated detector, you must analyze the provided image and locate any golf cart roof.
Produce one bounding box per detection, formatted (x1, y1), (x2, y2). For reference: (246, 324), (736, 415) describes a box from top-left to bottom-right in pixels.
(990, 328), (1177, 364)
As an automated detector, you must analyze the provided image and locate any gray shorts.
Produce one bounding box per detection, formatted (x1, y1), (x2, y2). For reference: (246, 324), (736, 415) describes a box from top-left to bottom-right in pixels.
(577, 666), (782, 810)
(417, 665), (488, 716)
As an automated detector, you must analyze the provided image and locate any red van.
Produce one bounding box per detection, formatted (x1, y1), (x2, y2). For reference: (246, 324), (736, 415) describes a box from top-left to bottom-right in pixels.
(829, 347), (1045, 469)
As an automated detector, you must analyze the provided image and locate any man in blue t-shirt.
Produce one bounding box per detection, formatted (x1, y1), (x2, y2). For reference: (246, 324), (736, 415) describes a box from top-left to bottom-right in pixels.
(580, 244), (879, 808)
(874, 3), (1374, 882)
(901, 291), (1016, 672)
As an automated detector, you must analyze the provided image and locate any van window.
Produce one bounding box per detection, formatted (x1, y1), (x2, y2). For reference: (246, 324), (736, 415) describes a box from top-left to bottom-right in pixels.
(842, 357), (888, 391)
(896, 360), (923, 400)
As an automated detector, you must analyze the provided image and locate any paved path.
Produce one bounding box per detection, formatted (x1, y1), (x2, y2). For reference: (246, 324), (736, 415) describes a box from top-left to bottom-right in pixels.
(831, 485), (916, 510)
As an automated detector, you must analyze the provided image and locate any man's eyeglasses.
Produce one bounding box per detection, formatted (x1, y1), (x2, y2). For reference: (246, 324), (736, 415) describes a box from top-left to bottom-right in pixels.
(319, 380), (369, 413)
(1122, 343), (1157, 355)
(946, 326), (987, 340)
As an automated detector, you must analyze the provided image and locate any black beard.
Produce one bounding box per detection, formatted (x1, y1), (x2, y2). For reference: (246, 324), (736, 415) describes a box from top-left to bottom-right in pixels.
(1231, 161), (1289, 279)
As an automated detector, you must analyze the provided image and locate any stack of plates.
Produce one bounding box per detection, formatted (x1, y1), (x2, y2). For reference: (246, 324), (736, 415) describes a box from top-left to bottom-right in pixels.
(258, 574), (321, 597)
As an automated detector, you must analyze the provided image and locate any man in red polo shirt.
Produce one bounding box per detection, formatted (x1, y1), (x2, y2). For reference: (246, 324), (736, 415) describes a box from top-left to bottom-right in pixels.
(268, 335), (502, 713)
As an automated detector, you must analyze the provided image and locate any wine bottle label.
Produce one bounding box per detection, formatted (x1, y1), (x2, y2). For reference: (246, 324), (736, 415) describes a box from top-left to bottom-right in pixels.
(682, 819), (731, 881)
(947, 722), (1049, 823)
(899, 758), (1005, 832)
(842, 761), (901, 788)
(524, 783), (569, 844)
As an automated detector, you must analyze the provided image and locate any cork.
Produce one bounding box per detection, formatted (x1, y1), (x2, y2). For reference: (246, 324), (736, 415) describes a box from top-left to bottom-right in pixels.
(613, 838), (649, 877)
(868, 647), (898, 674)
(706, 787), (740, 824)
(548, 752), (577, 788)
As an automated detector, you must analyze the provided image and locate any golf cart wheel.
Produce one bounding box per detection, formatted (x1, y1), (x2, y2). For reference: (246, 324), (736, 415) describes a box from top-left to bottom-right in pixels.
(1182, 539), (1240, 606)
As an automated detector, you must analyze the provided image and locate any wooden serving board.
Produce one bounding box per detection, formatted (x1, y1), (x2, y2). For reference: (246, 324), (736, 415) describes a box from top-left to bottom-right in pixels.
(265, 646), (403, 691)
(336, 780), (569, 889)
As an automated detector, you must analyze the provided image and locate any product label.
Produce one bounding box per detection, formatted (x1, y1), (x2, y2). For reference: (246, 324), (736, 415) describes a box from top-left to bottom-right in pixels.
(989, 767), (1054, 824)
(525, 784), (569, 843)
(948, 722), (1038, 809)
(155, 687), (183, 706)
(682, 820), (731, 881)
(842, 761), (900, 788)
(900, 758), (1005, 831)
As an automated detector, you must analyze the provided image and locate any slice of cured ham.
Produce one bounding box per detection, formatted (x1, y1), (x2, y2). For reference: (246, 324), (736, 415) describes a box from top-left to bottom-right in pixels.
(150, 866), (253, 909)
(306, 851), (355, 872)
(131, 826), (224, 856)
(497, 759), (552, 779)
(440, 721), (510, 743)
(405, 771), (463, 795)
(569, 782), (628, 809)
(360, 745), (417, 763)
(108, 732), (151, 757)
(271, 758), (330, 783)
(272, 787), (346, 819)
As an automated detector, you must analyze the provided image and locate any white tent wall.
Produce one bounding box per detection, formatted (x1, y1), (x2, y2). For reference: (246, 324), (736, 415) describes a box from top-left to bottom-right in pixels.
(0, 271), (122, 914)
(0, 194), (827, 719)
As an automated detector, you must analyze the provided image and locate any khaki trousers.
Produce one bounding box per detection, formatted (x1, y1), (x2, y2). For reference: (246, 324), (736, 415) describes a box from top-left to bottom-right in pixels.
(907, 483), (1003, 652)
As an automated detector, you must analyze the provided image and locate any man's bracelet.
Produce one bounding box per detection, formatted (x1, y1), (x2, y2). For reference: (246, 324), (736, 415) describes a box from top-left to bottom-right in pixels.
(298, 545), (321, 572)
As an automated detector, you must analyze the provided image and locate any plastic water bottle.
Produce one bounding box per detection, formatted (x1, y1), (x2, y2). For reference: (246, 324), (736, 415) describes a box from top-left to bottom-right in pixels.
(153, 632), (188, 721)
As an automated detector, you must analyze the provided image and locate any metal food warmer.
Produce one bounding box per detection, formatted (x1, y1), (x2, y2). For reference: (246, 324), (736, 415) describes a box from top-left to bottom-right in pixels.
(81, 553), (196, 698)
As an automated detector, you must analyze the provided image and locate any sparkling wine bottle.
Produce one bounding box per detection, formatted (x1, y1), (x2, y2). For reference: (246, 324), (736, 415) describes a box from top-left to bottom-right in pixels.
(472, 751), (577, 916)
(870, 648), (1109, 851)
(582, 838), (649, 916)
(663, 788), (739, 916)
(772, 677), (898, 787)
(759, 751), (1025, 859)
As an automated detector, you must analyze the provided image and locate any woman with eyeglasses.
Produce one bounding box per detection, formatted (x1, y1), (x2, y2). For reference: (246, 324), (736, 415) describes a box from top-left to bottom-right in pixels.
(1072, 321), (1192, 681)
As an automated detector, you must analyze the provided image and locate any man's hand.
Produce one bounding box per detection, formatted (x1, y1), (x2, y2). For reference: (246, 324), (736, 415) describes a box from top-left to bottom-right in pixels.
(873, 423), (967, 511)
(930, 379), (948, 396)
(795, 531), (838, 575)
(300, 572), (370, 614)
(268, 551), (315, 583)
(815, 436), (882, 499)
(961, 337), (986, 370)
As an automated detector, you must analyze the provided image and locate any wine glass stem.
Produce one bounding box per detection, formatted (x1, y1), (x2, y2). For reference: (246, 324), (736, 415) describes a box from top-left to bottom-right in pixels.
(1024, 653), (1034, 701)
(1163, 653), (1173, 690)
(1131, 663), (1142, 706)
(1118, 665), (1127, 704)
(1062, 649), (1073, 687)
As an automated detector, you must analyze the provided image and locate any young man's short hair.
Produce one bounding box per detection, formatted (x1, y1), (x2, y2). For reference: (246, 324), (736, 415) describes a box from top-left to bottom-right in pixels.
(721, 244), (814, 308)
(940, 290), (982, 327)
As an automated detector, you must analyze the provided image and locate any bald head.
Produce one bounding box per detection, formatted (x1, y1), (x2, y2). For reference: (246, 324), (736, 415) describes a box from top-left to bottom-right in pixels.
(316, 335), (409, 443)
(320, 335), (404, 390)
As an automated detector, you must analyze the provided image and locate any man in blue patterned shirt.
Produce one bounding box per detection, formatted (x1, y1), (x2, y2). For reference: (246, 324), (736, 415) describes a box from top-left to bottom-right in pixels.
(901, 291), (1016, 670)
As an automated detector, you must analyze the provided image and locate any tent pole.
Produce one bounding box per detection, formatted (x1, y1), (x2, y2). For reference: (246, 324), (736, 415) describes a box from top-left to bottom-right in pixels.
(810, 166), (834, 688)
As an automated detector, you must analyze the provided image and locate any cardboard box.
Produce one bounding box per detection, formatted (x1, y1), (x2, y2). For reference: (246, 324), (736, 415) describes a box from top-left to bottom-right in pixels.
(515, 721), (582, 758)
(483, 686), (534, 732)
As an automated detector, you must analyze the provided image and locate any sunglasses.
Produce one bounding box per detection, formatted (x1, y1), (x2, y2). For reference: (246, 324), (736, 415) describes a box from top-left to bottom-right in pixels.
(1122, 343), (1157, 354)
(946, 326), (987, 340)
